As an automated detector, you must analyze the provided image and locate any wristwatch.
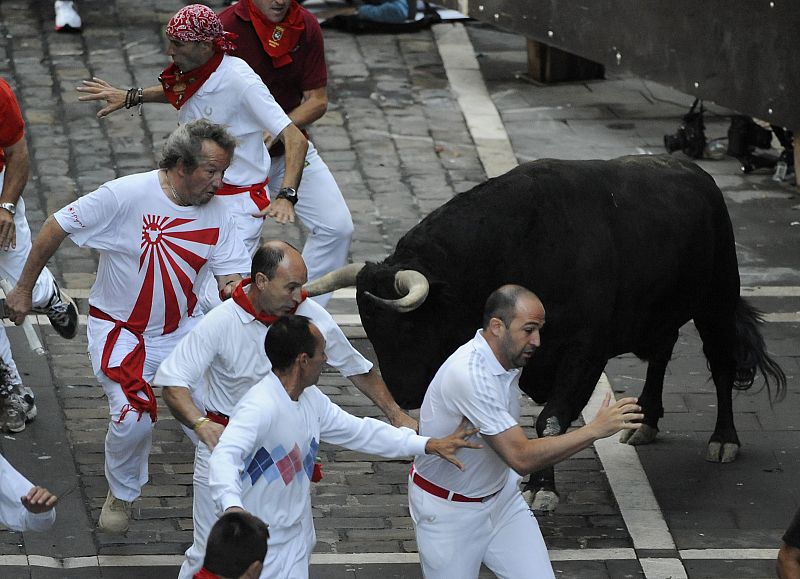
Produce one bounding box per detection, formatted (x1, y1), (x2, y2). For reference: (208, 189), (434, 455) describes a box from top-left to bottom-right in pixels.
(276, 187), (298, 206)
(0, 203), (16, 216)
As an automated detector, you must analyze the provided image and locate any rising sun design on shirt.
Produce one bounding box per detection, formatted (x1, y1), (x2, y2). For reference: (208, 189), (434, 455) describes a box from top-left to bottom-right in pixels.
(128, 214), (221, 334)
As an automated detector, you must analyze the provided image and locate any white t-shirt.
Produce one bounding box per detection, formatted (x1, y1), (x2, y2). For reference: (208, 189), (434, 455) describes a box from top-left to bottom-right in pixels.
(413, 330), (521, 498)
(177, 55), (292, 187)
(208, 373), (429, 533)
(54, 170), (251, 336)
(154, 293), (373, 415)
(0, 454), (55, 532)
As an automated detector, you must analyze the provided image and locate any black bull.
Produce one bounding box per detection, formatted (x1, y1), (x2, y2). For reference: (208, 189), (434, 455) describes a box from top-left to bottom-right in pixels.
(306, 155), (786, 511)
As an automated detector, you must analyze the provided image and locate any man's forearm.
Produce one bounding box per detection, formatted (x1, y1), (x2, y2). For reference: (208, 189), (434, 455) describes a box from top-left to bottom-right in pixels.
(486, 424), (599, 477)
(277, 125), (308, 189)
(162, 386), (206, 429)
(16, 217), (67, 291)
(1, 137), (30, 205)
(348, 369), (408, 424)
(142, 85), (168, 104)
(287, 88), (328, 129)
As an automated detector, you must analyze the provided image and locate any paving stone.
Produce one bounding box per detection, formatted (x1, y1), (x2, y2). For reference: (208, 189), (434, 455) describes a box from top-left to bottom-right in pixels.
(683, 559), (778, 578)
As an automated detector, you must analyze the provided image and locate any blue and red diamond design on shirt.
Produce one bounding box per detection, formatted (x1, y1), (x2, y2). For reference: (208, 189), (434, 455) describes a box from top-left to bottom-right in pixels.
(245, 438), (319, 486)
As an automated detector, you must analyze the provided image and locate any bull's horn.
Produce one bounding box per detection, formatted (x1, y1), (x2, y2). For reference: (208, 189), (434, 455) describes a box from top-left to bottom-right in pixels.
(304, 263), (365, 296)
(365, 270), (429, 313)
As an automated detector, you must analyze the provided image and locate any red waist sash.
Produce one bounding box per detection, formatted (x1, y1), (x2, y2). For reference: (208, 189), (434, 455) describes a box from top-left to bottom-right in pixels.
(215, 176), (270, 212)
(88, 306), (157, 423)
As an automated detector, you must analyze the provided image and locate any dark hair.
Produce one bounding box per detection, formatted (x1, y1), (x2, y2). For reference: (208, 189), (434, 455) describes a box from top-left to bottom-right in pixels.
(264, 315), (318, 372)
(158, 118), (237, 171)
(482, 284), (537, 328)
(203, 511), (269, 578)
(251, 240), (299, 280)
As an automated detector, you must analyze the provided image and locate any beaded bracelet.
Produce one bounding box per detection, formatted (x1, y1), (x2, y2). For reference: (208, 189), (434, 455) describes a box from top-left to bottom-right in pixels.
(124, 87), (144, 116)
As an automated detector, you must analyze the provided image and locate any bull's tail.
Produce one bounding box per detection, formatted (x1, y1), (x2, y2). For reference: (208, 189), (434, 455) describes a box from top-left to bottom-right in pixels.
(734, 297), (786, 402)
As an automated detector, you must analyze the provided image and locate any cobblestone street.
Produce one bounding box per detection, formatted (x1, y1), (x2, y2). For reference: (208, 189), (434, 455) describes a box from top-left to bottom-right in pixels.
(0, 1), (798, 577)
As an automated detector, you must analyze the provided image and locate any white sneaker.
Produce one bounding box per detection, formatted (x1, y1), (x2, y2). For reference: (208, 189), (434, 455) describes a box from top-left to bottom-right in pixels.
(19, 385), (37, 422)
(55, 1), (82, 32)
(0, 393), (26, 433)
(98, 490), (132, 534)
(0, 385), (36, 433)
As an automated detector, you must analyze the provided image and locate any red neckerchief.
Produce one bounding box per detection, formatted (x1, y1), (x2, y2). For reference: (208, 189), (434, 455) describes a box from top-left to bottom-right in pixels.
(232, 277), (308, 325)
(193, 568), (219, 579)
(247, 0), (305, 68)
(159, 51), (224, 110)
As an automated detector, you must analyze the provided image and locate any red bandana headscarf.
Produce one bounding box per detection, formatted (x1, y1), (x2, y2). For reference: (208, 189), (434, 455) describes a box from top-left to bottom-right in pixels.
(247, 0), (305, 68)
(232, 278), (308, 325)
(166, 4), (237, 51)
(159, 4), (238, 110)
(193, 568), (219, 579)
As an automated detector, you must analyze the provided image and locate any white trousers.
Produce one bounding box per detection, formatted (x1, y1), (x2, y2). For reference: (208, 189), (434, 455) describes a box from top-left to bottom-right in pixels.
(178, 443), (315, 579)
(0, 176), (59, 389)
(258, 511), (315, 579)
(267, 141), (353, 307)
(409, 470), (555, 579)
(87, 315), (201, 502)
(178, 443), (215, 579)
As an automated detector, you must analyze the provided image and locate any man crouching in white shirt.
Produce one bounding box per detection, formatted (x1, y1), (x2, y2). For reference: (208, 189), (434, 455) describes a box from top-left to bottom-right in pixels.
(208, 315), (479, 579)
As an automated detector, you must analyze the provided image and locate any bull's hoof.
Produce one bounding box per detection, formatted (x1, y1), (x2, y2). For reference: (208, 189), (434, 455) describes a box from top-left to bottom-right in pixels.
(524, 489), (559, 513)
(619, 424), (658, 445)
(705, 441), (739, 463)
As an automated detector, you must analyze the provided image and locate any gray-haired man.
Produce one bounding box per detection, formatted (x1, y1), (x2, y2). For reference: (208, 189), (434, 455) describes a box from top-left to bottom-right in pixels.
(6, 119), (251, 534)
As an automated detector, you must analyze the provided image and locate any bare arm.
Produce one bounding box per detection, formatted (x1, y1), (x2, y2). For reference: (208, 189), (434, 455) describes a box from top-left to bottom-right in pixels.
(348, 368), (418, 431)
(6, 216), (68, 324)
(0, 136), (29, 250)
(259, 124), (308, 225)
(287, 86), (328, 129)
(162, 386), (224, 450)
(484, 394), (642, 475)
(277, 124), (308, 190)
(76, 78), (166, 118)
